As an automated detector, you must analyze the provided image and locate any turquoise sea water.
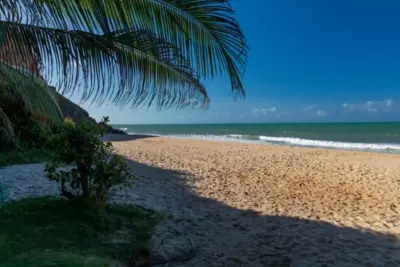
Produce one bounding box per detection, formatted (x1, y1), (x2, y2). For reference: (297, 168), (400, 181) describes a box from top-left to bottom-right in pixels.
(112, 123), (400, 153)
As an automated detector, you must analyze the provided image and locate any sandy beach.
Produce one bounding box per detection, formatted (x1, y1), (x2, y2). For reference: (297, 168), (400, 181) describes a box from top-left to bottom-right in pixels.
(3, 134), (399, 266)
(107, 134), (400, 266)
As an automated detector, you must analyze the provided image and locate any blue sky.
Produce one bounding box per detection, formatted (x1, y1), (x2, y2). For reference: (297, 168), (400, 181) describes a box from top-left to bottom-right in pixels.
(74, 0), (400, 124)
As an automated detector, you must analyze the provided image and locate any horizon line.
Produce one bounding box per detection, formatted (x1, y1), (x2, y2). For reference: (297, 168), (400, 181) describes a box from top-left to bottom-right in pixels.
(111, 121), (400, 126)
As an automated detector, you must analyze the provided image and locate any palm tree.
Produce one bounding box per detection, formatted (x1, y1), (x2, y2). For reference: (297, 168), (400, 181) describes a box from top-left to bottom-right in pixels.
(0, 0), (248, 146)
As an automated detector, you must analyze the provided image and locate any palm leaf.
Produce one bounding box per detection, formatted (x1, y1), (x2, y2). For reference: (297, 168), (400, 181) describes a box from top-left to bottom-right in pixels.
(0, 22), (209, 109)
(0, 61), (63, 121)
(0, 0), (247, 108)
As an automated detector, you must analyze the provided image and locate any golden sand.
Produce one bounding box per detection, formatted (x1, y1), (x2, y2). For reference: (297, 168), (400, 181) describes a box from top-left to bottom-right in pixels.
(108, 135), (400, 266)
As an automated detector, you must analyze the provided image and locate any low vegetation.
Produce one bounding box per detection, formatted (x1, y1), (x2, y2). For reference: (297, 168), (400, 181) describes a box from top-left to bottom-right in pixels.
(45, 116), (135, 203)
(0, 196), (156, 267)
(0, 84), (56, 166)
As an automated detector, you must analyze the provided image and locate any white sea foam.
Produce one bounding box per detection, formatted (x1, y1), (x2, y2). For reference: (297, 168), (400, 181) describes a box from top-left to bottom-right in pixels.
(127, 132), (161, 137)
(170, 134), (251, 143)
(226, 134), (243, 138)
(125, 132), (400, 153)
(258, 135), (400, 151)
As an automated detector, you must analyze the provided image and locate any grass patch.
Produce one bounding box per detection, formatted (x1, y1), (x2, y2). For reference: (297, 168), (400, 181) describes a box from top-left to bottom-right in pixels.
(0, 197), (156, 266)
(0, 149), (55, 167)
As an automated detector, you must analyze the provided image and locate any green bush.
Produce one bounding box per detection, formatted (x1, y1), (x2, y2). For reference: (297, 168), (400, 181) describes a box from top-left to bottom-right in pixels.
(45, 117), (134, 205)
(0, 83), (51, 153)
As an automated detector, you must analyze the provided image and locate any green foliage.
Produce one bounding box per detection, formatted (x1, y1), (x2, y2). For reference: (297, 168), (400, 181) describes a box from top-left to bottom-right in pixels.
(0, 82), (55, 153)
(11, 116), (50, 151)
(0, 197), (156, 266)
(0, 109), (55, 166)
(45, 117), (135, 204)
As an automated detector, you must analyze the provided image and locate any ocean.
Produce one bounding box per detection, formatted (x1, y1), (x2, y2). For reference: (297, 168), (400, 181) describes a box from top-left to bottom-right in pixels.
(112, 122), (400, 153)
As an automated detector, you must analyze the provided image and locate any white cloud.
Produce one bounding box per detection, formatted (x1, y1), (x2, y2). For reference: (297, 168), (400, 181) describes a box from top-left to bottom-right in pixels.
(386, 99), (394, 107)
(342, 99), (395, 113)
(252, 107), (277, 116)
(302, 105), (313, 112)
(316, 110), (326, 117)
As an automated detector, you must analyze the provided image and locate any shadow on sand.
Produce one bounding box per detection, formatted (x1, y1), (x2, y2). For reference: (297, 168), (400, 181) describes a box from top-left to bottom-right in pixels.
(102, 133), (157, 142)
(115, 155), (400, 267)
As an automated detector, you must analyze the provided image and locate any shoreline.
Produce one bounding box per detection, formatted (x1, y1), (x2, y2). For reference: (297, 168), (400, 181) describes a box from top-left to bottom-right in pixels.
(106, 133), (400, 154)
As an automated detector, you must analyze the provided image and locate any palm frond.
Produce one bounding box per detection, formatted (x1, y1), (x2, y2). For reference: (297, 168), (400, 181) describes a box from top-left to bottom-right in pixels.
(0, 21), (209, 109)
(0, 60), (63, 120)
(1, 0), (247, 106)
